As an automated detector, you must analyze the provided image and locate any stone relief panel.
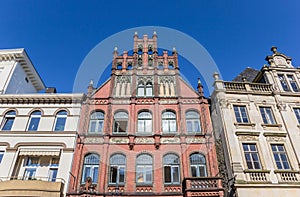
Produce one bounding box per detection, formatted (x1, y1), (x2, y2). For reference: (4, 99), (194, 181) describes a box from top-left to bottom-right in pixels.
(115, 76), (131, 97)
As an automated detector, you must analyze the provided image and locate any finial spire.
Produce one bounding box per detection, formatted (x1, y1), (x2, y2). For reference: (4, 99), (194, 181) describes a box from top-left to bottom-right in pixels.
(271, 46), (277, 54)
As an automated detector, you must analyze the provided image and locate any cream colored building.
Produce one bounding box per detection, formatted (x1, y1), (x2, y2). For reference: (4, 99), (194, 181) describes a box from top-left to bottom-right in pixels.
(211, 47), (300, 197)
(0, 49), (84, 196)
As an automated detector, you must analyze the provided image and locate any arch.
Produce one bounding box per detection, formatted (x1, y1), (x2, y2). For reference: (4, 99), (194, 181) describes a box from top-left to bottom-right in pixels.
(1, 110), (17, 131)
(88, 110), (105, 133)
(136, 153), (153, 184)
(109, 153), (126, 184)
(163, 153), (180, 184)
(26, 110), (42, 131)
(161, 110), (177, 133)
(53, 110), (68, 131)
(189, 153), (207, 177)
(185, 110), (201, 133)
(137, 111), (152, 133)
(81, 153), (100, 184)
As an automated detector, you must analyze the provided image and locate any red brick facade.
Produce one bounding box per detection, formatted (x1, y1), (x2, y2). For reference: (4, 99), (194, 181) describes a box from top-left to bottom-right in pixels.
(67, 33), (223, 197)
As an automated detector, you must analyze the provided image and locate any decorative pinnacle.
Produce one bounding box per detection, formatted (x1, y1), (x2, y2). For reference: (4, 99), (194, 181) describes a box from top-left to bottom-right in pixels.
(197, 78), (202, 85)
(271, 46), (277, 54)
(173, 47), (176, 52)
(134, 31), (138, 36)
(89, 80), (94, 86)
(114, 46), (118, 52)
(153, 30), (157, 35)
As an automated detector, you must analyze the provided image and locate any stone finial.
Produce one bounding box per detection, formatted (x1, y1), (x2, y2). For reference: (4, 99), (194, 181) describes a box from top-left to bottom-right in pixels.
(172, 47), (176, 52)
(197, 78), (204, 97)
(213, 72), (220, 80)
(134, 31), (138, 36)
(271, 46), (277, 54)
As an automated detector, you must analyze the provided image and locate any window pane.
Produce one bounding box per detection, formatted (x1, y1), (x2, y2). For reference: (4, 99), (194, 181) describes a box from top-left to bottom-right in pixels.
(136, 166), (144, 183)
(172, 166), (179, 183)
(48, 169), (58, 182)
(119, 167), (125, 183)
(93, 167), (99, 183)
(54, 117), (66, 131)
(164, 166), (171, 183)
(169, 120), (176, 132)
(145, 166), (152, 182)
(110, 166), (117, 183)
(2, 118), (14, 131)
(191, 166), (197, 177)
(278, 74), (290, 91)
(27, 117), (40, 131)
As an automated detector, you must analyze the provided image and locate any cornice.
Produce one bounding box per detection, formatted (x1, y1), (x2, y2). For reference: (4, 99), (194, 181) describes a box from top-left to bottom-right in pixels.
(0, 93), (85, 104)
(0, 48), (45, 91)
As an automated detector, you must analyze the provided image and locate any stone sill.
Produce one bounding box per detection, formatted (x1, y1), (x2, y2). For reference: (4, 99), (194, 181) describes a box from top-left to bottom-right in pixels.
(244, 169), (271, 173)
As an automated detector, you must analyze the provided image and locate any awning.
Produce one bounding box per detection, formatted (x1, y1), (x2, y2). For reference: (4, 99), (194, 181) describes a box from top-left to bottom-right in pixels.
(19, 149), (61, 156)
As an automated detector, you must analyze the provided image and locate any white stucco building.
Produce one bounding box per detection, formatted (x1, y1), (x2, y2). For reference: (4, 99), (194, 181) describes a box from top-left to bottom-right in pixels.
(0, 48), (45, 94)
(211, 47), (300, 197)
(0, 48), (85, 196)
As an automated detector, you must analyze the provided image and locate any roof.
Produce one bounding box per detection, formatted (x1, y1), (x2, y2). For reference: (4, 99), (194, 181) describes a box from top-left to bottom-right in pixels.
(232, 67), (260, 82)
(0, 48), (45, 91)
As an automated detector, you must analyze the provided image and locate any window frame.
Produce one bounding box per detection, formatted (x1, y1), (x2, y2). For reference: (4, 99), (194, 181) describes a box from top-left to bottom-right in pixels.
(271, 144), (291, 170)
(185, 110), (201, 133)
(53, 110), (68, 131)
(137, 111), (152, 133)
(0, 151), (4, 163)
(1, 110), (16, 131)
(88, 111), (105, 133)
(189, 153), (207, 177)
(26, 110), (42, 131)
(113, 111), (128, 134)
(162, 111), (177, 134)
(163, 154), (180, 184)
(136, 154), (153, 185)
(109, 154), (126, 185)
(81, 153), (100, 184)
(278, 73), (299, 92)
(294, 108), (300, 124)
(242, 143), (262, 170)
(233, 105), (250, 123)
(259, 106), (276, 125)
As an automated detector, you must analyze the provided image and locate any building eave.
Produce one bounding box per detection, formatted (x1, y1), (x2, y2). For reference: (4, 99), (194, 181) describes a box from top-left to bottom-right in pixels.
(0, 48), (46, 92)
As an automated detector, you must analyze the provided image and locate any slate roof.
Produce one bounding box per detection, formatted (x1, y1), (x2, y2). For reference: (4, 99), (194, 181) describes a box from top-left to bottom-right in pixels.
(233, 67), (260, 82)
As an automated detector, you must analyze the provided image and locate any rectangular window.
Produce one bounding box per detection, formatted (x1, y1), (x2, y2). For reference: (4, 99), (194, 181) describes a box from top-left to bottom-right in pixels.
(259, 107), (276, 124)
(114, 120), (127, 133)
(271, 144), (290, 170)
(294, 108), (300, 124)
(0, 151), (4, 163)
(242, 143), (261, 169)
(278, 74), (290, 91)
(23, 168), (36, 180)
(233, 105), (249, 123)
(48, 168), (58, 182)
(287, 75), (299, 92)
(164, 165), (180, 184)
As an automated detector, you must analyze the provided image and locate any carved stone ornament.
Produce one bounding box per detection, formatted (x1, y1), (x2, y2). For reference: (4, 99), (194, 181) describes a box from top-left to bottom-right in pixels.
(161, 137), (180, 143)
(238, 135), (258, 141)
(159, 100), (177, 104)
(84, 138), (104, 144)
(277, 102), (287, 111)
(158, 76), (175, 84)
(109, 138), (129, 144)
(116, 76), (131, 83)
(135, 138), (154, 144)
(219, 99), (229, 109)
(266, 136), (285, 142)
(186, 137), (206, 144)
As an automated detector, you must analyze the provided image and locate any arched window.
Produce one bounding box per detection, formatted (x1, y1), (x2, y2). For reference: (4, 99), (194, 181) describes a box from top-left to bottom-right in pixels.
(163, 154), (180, 184)
(186, 111), (201, 133)
(81, 154), (100, 184)
(137, 111), (152, 133)
(190, 153), (207, 177)
(88, 111), (105, 133)
(27, 110), (41, 131)
(137, 81), (145, 96)
(1, 110), (16, 131)
(109, 154), (126, 184)
(136, 154), (152, 184)
(53, 110), (67, 131)
(146, 82), (153, 96)
(162, 111), (177, 133)
(113, 112), (128, 134)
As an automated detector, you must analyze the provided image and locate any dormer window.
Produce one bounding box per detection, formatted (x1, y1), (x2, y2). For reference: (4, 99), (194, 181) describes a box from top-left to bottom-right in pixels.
(278, 74), (299, 92)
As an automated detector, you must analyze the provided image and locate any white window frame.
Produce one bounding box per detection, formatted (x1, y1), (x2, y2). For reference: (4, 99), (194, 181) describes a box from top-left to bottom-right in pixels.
(233, 105), (249, 123)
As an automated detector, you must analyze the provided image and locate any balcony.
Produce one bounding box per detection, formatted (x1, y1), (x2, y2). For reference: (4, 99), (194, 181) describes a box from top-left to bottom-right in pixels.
(223, 82), (273, 94)
(0, 177), (64, 197)
(183, 177), (224, 197)
(274, 170), (300, 183)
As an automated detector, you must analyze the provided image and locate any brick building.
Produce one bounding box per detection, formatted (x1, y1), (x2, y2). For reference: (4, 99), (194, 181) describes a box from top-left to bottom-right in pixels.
(67, 33), (223, 197)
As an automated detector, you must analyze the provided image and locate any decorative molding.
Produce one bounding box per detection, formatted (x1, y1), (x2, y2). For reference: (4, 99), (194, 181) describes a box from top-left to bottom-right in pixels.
(109, 138), (129, 144)
(84, 137), (104, 144)
(112, 100), (131, 104)
(186, 137), (206, 144)
(235, 131), (260, 136)
(161, 137), (180, 144)
(238, 135), (259, 141)
(159, 100), (177, 104)
(265, 136), (286, 142)
(135, 138), (154, 144)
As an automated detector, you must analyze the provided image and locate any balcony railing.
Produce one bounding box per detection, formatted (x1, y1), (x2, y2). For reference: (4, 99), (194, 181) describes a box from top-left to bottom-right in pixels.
(275, 170), (300, 183)
(244, 170), (270, 182)
(223, 82), (273, 93)
(183, 177), (223, 197)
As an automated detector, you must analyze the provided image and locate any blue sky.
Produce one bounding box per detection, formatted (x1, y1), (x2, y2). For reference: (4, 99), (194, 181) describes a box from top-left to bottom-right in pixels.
(0, 0), (299, 95)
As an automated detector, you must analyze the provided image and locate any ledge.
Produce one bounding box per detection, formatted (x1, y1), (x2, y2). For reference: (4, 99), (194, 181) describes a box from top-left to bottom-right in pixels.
(244, 169), (271, 173)
(261, 123), (282, 128)
(263, 132), (287, 137)
(235, 131), (260, 136)
(274, 169), (299, 173)
(234, 122), (256, 127)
